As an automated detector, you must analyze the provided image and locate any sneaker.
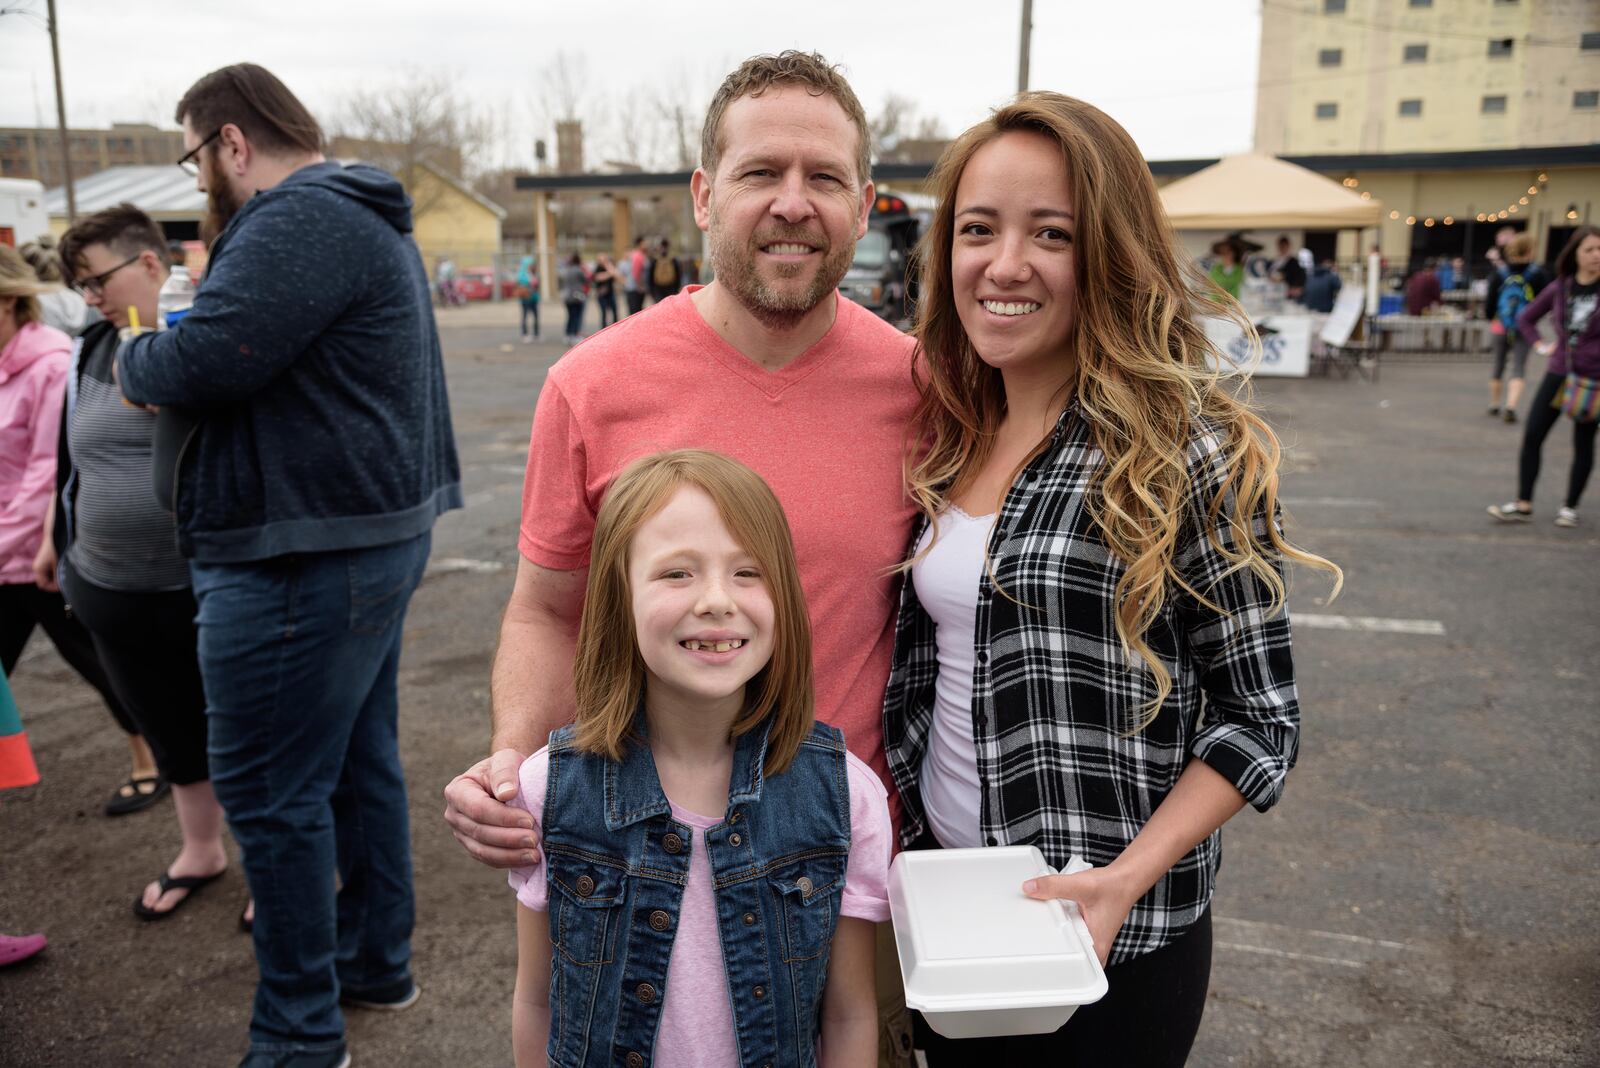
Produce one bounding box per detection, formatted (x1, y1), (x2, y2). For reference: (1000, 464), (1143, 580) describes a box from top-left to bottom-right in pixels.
(236, 1046), (349, 1068)
(1487, 502), (1532, 522)
(1555, 507), (1579, 528)
(342, 980), (419, 1012)
(1487, 407), (1500, 417)
(1504, 409), (1517, 424)
(520, 333), (531, 342)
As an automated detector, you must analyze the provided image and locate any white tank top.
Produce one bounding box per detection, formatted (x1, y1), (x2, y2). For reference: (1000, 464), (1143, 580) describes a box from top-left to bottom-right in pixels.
(909, 505), (993, 849)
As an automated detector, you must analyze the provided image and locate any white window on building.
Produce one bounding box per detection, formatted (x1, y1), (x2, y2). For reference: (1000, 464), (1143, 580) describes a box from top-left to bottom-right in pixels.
(1323, 0), (1346, 12)
(1404, 43), (1428, 63)
(1575, 90), (1600, 109)
(1315, 102), (1339, 120)
(1488, 39), (1515, 59)
(1398, 99), (1424, 117)
(1582, 32), (1600, 51)
(1319, 48), (1343, 67)
(1481, 95), (1507, 114)
(1408, 0), (1432, 6)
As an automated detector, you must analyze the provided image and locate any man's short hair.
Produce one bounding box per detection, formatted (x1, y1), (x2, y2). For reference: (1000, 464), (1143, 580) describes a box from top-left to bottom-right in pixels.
(176, 63), (323, 157)
(699, 51), (870, 187)
(58, 203), (169, 284)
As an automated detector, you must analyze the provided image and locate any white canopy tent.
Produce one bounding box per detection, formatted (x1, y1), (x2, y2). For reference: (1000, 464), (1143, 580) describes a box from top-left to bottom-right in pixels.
(1159, 153), (1384, 230)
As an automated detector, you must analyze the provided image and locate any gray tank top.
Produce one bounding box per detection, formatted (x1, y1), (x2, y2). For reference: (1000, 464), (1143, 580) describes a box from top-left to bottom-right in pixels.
(65, 374), (191, 591)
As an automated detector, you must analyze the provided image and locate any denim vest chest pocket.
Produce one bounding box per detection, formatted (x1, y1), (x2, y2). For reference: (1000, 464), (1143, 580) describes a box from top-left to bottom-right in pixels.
(547, 847), (628, 965)
(769, 851), (847, 963)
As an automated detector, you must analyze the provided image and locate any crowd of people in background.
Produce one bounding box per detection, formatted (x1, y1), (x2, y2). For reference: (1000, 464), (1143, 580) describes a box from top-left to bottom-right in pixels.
(433, 237), (696, 349)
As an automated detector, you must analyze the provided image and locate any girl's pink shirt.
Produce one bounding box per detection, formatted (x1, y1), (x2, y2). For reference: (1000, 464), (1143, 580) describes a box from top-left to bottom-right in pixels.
(509, 744), (893, 1068)
(0, 321), (71, 583)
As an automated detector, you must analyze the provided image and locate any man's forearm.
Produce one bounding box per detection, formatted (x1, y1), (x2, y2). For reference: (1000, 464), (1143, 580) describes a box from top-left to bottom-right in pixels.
(490, 607), (579, 755)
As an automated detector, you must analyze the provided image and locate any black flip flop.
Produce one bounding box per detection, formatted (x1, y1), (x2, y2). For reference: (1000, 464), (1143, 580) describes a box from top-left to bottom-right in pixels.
(132, 869), (225, 921)
(105, 774), (169, 816)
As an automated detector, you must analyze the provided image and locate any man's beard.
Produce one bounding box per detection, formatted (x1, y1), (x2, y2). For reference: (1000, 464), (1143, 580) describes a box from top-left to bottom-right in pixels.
(200, 153), (244, 244)
(707, 218), (854, 330)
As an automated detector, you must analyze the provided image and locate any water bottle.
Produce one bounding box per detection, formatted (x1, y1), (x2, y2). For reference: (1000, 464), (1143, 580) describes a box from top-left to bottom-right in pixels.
(157, 263), (195, 328)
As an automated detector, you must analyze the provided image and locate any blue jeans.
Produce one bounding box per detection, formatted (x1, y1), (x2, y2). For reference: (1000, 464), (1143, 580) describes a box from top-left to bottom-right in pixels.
(191, 533), (431, 1056)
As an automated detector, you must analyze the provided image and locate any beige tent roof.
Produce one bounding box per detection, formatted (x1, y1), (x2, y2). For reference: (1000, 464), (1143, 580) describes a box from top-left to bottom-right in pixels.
(1159, 153), (1383, 230)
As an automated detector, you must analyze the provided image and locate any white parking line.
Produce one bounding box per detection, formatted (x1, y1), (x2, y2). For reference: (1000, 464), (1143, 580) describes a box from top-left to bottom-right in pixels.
(426, 558), (507, 575)
(1214, 916), (1409, 950)
(1213, 916), (1411, 971)
(1296, 613), (1446, 636)
(1282, 496), (1383, 508)
(1215, 941), (1366, 969)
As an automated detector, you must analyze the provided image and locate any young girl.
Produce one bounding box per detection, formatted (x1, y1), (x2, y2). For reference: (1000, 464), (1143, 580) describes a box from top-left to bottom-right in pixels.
(508, 449), (888, 1068)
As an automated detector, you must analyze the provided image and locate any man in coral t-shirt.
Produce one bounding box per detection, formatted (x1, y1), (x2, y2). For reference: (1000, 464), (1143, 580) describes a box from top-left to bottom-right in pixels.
(445, 52), (917, 860)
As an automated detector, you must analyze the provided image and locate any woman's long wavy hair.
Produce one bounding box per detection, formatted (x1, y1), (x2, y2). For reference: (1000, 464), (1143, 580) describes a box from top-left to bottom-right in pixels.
(907, 92), (1341, 729)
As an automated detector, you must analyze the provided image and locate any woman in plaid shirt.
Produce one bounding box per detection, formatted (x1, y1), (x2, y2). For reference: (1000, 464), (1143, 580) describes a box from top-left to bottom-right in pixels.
(883, 94), (1341, 1064)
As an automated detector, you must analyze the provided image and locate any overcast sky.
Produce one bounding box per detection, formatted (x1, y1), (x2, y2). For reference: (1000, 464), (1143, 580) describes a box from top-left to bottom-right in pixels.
(0, 0), (1262, 169)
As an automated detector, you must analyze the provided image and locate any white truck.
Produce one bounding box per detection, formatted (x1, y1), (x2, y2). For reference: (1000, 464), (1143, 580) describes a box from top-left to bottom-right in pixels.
(0, 177), (51, 250)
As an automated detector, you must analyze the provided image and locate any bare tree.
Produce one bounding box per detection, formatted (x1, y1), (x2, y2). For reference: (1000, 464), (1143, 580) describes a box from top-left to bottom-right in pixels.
(870, 93), (948, 164)
(335, 68), (488, 213)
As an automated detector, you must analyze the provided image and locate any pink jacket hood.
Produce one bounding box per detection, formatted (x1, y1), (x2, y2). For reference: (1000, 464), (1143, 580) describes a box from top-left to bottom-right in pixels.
(0, 320), (71, 384)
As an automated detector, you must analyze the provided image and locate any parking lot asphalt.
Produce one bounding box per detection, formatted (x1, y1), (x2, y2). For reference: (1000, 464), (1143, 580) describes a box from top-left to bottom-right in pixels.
(1, 301), (1595, 1066)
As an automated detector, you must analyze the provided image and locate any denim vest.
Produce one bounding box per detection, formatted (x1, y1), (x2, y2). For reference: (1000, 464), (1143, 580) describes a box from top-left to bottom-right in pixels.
(542, 716), (851, 1068)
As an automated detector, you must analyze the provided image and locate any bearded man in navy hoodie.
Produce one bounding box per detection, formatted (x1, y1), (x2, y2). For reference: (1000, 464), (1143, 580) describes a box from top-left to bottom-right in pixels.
(117, 64), (461, 1068)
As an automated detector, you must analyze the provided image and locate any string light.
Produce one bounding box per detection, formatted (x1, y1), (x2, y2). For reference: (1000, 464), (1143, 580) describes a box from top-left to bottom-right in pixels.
(1568, 205), (1580, 220)
(1390, 210), (1400, 220)
(1443, 216), (1453, 225)
(1361, 191), (1372, 199)
(1405, 215), (1416, 225)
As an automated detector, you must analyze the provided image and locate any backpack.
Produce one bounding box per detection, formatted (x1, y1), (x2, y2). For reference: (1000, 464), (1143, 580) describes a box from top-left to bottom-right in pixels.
(1496, 269), (1533, 330)
(652, 255), (677, 288)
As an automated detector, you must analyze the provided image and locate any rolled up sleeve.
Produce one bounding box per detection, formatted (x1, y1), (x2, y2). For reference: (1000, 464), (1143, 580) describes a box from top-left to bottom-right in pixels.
(1176, 438), (1300, 812)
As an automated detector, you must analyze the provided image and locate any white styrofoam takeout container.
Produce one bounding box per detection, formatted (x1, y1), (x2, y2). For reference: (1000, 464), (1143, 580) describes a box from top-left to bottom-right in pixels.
(889, 845), (1108, 1039)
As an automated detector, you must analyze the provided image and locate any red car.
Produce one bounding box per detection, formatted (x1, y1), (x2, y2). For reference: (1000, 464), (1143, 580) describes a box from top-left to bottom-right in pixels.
(455, 267), (520, 301)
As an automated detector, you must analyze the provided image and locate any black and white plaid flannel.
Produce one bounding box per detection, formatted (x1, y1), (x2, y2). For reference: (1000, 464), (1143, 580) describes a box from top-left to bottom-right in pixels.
(881, 403), (1301, 965)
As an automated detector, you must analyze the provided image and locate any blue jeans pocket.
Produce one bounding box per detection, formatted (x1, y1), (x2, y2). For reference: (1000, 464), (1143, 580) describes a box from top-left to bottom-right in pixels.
(346, 537), (429, 636)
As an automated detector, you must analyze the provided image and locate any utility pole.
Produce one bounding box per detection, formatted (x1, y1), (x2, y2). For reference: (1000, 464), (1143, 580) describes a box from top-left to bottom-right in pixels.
(46, 0), (75, 222)
(1018, 0), (1033, 94)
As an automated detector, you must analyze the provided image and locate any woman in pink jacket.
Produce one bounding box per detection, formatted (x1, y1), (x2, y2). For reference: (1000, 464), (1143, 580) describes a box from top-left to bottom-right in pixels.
(0, 246), (161, 815)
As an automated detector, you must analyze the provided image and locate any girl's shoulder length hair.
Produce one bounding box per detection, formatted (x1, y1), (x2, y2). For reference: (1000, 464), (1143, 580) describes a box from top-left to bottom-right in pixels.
(571, 449), (815, 775)
(1554, 224), (1600, 278)
(908, 91), (1341, 730)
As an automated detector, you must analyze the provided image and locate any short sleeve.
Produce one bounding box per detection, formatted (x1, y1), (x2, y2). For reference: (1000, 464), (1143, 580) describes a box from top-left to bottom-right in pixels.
(517, 375), (595, 570)
(840, 752), (893, 923)
(505, 747), (552, 911)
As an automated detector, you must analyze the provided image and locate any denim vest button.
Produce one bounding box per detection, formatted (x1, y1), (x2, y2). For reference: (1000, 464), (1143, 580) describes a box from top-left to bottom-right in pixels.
(729, 832), (742, 847)
(626, 1052), (644, 1068)
(796, 876), (813, 896)
(636, 982), (657, 1004)
(743, 912), (756, 926)
(575, 875), (595, 897)
(663, 832), (684, 854)
(754, 984), (766, 999)
(648, 910), (671, 932)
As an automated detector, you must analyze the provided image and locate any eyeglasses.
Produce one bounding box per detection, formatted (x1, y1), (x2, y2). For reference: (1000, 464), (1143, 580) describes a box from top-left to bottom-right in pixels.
(176, 128), (222, 176)
(71, 253), (142, 297)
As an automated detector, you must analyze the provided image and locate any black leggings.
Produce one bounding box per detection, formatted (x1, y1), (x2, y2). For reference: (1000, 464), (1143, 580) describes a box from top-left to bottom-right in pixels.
(916, 907), (1213, 1067)
(0, 581), (138, 736)
(58, 557), (210, 785)
(1518, 372), (1599, 508)
(520, 300), (540, 336)
(564, 300), (585, 338)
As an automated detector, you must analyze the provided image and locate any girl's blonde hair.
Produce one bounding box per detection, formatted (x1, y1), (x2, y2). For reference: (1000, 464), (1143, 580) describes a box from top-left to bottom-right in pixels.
(571, 450), (815, 775)
(908, 91), (1341, 729)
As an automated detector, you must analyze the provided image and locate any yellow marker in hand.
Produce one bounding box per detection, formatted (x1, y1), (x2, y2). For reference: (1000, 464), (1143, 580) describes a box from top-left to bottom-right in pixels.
(121, 307), (142, 407)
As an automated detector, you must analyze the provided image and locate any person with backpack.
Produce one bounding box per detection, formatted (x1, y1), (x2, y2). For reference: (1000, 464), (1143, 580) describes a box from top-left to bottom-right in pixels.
(648, 238), (683, 304)
(1487, 225), (1600, 529)
(1488, 234), (1549, 423)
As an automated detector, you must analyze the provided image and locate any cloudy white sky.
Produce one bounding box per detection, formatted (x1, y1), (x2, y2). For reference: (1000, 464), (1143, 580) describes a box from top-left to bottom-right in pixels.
(0, 0), (1262, 169)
